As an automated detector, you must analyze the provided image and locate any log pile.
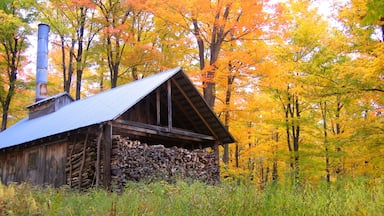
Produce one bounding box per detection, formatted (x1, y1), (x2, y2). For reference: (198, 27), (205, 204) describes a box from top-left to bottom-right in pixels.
(111, 136), (219, 191)
(66, 135), (97, 189)
(66, 135), (220, 191)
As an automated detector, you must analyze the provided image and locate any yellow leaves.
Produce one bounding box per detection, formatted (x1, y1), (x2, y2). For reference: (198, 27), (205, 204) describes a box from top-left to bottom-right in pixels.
(372, 43), (384, 73)
(122, 43), (162, 69)
(0, 10), (26, 36)
(125, 0), (148, 10)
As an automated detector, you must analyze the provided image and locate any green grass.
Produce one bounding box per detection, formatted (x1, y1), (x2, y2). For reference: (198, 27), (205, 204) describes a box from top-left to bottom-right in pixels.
(0, 178), (383, 216)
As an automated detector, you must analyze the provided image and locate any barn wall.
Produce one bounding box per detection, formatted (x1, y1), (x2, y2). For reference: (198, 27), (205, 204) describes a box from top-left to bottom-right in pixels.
(121, 95), (157, 125)
(0, 140), (67, 187)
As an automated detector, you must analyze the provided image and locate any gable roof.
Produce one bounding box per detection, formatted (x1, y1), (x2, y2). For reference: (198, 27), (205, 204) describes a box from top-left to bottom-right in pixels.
(0, 67), (234, 150)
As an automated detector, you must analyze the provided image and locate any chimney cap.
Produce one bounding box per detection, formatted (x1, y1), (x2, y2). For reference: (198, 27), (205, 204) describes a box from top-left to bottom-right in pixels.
(38, 23), (50, 28)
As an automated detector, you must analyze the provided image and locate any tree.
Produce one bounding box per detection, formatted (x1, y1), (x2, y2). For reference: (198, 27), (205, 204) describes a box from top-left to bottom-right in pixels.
(263, 0), (332, 184)
(155, 0), (280, 165)
(94, 0), (130, 88)
(157, 0), (275, 108)
(364, 0), (384, 42)
(39, 0), (100, 99)
(0, 0), (34, 130)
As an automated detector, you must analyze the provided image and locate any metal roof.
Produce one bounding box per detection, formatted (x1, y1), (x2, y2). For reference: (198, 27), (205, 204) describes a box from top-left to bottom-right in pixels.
(0, 67), (234, 150)
(26, 92), (74, 108)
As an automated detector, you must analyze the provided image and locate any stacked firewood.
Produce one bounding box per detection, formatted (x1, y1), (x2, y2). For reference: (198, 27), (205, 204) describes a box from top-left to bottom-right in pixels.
(111, 136), (219, 191)
(66, 136), (97, 189)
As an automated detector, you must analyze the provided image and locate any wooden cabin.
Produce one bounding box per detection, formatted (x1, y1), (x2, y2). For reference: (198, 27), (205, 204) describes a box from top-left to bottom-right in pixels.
(0, 67), (234, 188)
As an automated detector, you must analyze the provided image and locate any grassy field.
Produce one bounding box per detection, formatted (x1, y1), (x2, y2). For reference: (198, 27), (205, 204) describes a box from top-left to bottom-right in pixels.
(0, 178), (383, 216)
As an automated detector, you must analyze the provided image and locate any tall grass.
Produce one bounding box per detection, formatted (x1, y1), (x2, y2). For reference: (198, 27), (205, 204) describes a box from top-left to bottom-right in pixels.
(0, 177), (383, 215)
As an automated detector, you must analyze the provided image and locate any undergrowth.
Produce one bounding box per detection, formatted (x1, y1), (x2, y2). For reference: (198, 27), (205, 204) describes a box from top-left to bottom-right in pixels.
(0, 177), (383, 215)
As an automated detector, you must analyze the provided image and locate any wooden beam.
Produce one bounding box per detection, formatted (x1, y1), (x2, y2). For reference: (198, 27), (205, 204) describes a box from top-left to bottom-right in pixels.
(171, 79), (219, 140)
(156, 88), (161, 126)
(167, 79), (172, 131)
(113, 120), (215, 142)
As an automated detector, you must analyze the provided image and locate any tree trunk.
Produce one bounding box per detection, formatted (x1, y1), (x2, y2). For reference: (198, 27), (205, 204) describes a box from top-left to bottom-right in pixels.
(65, 39), (75, 94)
(281, 89), (301, 185)
(0, 36), (21, 131)
(75, 7), (86, 100)
(1, 76), (16, 131)
(222, 71), (235, 164)
(61, 35), (68, 92)
(320, 101), (331, 183)
(192, 18), (205, 71)
(235, 143), (239, 168)
(272, 130), (279, 182)
(1, 107), (9, 131)
(334, 97), (344, 177)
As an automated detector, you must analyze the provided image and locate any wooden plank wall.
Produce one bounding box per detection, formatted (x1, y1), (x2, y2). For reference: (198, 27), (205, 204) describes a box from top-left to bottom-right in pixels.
(0, 141), (67, 187)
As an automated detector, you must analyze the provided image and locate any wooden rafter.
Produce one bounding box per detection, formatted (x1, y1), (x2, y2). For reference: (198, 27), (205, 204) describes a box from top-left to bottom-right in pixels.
(171, 78), (219, 140)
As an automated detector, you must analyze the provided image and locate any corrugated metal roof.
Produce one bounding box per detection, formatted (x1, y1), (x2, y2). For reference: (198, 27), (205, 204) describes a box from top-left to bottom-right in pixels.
(0, 67), (181, 149)
(0, 66), (234, 150)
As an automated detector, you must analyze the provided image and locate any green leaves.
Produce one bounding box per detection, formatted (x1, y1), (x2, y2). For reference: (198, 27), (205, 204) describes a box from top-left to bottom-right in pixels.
(363, 0), (384, 25)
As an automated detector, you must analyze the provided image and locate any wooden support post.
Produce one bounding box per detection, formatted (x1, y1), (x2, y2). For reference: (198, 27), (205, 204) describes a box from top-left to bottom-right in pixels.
(213, 141), (220, 182)
(167, 80), (172, 132)
(103, 123), (112, 189)
(95, 126), (103, 188)
(156, 88), (161, 126)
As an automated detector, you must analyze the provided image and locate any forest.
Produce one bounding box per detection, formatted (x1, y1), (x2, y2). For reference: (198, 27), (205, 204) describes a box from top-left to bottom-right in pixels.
(0, 0), (383, 189)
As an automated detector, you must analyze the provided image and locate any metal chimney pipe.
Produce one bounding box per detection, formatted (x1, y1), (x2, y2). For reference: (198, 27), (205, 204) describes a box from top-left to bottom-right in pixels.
(35, 23), (50, 102)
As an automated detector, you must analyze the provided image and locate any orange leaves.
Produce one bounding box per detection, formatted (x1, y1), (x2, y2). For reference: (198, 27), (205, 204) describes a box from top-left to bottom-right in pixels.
(71, 0), (95, 8)
(51, 0), (96, 10)
(103, 24), (130, 38)
(125, 0), (149, 11)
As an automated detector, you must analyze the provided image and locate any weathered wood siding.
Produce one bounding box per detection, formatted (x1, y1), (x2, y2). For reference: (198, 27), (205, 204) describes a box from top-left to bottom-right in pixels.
(121, 94), (158, 125)
(0, 141), (67, 187)
(44, 142), (67, 186)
